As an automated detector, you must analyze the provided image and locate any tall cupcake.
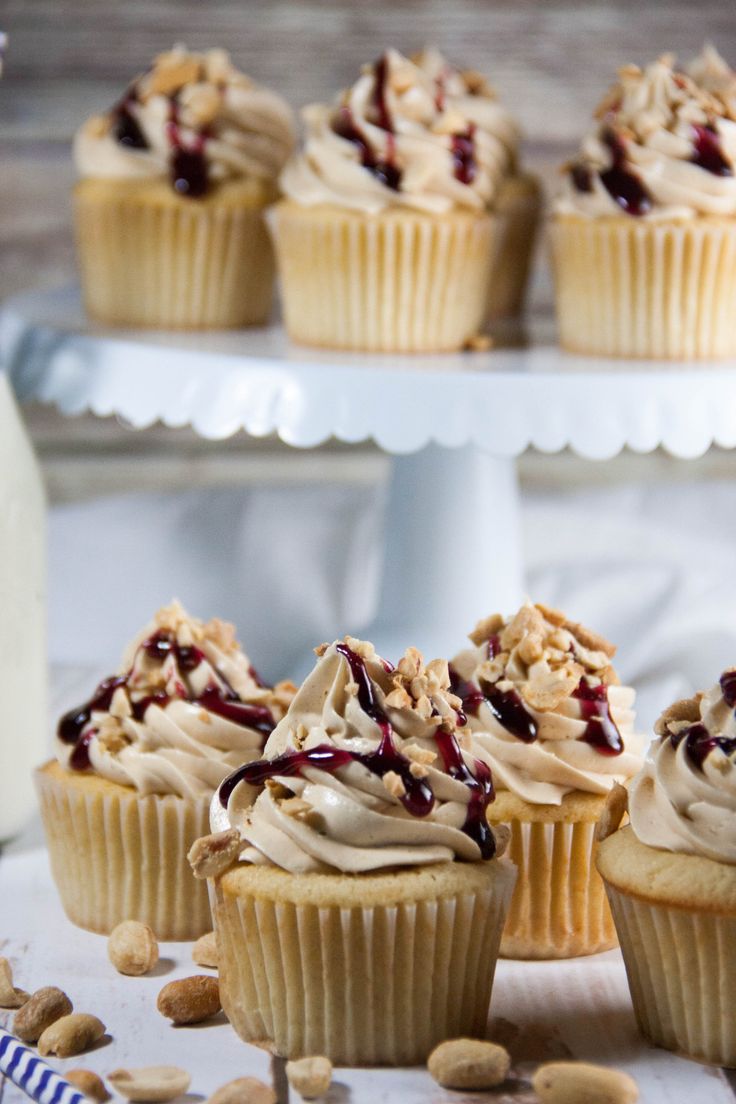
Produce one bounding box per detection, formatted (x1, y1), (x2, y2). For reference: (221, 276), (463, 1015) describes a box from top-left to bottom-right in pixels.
(74, 45), (294, 328)
(598, 674), (736, 1066)
(272, 47), (538, 352)
(451, 602), (645, 958)
(201, 637), (515, 1065)
(552, 48), (736, 359)
(36, 601), (294, 940)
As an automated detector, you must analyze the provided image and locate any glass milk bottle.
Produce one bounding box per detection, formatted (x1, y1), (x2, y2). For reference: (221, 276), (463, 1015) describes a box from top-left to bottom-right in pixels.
(0, 373), (46, 842)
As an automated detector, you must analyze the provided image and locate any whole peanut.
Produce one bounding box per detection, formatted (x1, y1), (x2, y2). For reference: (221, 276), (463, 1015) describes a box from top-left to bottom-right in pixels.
(206, 1078), (275, 1104)
(108, 1066), (191, 1103)
(157, 975), (220, 1024)
(286, 1056), (332, 1099)
(427, 1038), (510, 1090)
(108, 921), (159, 976)
(38, 1013), (106, 1058)
(14, 987), (73, 1042)
(192, 932), (218, 969)
(66, 1070), (111, 1103)
(533, 1061), (639, 1104)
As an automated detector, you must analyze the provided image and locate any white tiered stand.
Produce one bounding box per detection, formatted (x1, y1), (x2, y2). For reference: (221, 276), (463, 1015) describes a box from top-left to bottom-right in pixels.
(2, 285), (736, 1103)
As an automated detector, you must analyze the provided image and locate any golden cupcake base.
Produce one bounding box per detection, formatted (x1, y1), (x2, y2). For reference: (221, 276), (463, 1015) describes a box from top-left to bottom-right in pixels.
(271, 200), (495, 352)
(551, 213), (736, 359)
(489, 790), (616, 959)
(74, 177), (278, 329)
(35, 760), (212, 940)
(210, 858), (516, 1065)
(598, 825), (736, 1066)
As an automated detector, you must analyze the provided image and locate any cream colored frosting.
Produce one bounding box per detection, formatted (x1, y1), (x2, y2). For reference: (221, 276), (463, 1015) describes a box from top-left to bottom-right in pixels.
(629, 677), (736, 863)
(211, 637), (498, 873)
(56, 601), (294, 800)
(556, 49), (736, 220)
(74, 45), (295, 189)
(452, 603), (645, 805)
(280, 47), (519, 215)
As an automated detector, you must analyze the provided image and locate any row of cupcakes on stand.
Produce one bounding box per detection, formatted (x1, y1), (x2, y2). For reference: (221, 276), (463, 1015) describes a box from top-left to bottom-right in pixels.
(72, 42), (736, 357)
(36, 599), (736, 1067)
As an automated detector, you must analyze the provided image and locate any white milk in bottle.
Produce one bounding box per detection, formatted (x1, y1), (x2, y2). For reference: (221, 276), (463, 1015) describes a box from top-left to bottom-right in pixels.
(0, 374), (46, 842)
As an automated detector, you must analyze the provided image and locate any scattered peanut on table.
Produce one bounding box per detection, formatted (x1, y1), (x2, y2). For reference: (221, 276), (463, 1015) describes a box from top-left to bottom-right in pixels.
(0, 957), (30, 1009)
(108, 1066), (191, 1103)
(66, 1069), (111, 1103)
(192, 931), (218, 969)
(285, 1056), (333, 1099)
(157, 975), (221, 1024)
(108, 921), (159, 977)
(206, 1076), (276, 1104)
(14, 986), (73, 1043)
(533, 1061), (639, 1104)
(38, 1012), (106, 1058)
(427, 1037), (511, 1090)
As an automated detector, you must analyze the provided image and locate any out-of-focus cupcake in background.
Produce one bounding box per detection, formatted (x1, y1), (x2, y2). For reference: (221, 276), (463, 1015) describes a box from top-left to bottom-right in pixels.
(272, 47), (540, 352)
(552, 47), (736, 359)
(74, 45), (295, 329)
(35, 600), (295, 940)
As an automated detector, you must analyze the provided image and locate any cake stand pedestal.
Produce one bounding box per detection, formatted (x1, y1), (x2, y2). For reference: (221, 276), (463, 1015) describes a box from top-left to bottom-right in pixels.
(4, 285), (736, 660)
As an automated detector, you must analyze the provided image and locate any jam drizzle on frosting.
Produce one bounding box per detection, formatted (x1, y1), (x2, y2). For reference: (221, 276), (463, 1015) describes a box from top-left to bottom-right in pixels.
(691, 123), (733, 175)
(452, 124), (477, 185)
(58, 629), (276, 771)
(598, 129), (652, 216)
(220, 641), (496, 859)
(113, 92), (149, 150)
(669, 669), (736, 769)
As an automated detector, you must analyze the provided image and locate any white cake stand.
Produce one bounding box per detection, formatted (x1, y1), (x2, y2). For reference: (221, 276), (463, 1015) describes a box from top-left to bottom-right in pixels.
(4, 284), (736, 661)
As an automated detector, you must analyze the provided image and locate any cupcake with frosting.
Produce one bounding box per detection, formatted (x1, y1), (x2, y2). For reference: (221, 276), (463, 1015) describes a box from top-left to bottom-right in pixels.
(272, 47), (539, 351)
(36, 600), (294, 939)
(74, 45), (294, 328)
(597, 673), (736, 1066)
(451, 601), (645, 957)
(200, 637), (515, 1064)
(552, 47), (736, 358)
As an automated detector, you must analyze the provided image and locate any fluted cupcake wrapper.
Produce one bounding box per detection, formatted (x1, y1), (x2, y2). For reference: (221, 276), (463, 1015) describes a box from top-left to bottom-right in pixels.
(74, 180), (276, 329)
(603, 881), (736, 1067)
(493, 816), (616, 959)
(35, 763), (212, 940)
(271, 202), (495, 352)
(485, 173), (542, 322)
(551, 215), (736, 359)
(210, 861), (515, 1065)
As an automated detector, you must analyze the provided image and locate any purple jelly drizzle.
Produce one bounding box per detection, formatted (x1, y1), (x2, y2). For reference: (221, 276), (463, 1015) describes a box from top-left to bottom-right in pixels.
(451, 124), (476, 185)
(572, 679), (624, 756)
(332, 108), (402, 190)
(372, 53), (393, 133)
(113, 96), (148, 150)
(720, 669), (736, 708)
(691, 124), (732, 176)
(599, 129), (652, 216)
(166, 98), (209, 198)
(669, 669), (736, 769)
(484, 684), (538, 743)
(58, 630), (276, 770)
(571, 163), (593, 193)
(220, 642), (495, 854)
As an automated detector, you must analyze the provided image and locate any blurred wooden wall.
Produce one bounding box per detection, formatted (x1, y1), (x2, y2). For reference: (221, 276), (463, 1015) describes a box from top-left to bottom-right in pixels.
(3, 0), (736, 303)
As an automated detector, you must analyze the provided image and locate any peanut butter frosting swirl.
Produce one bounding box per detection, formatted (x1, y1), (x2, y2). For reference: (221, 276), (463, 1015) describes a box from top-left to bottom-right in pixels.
(629, 673), (736, 863)
(451, 603), (644, 805)
(556, 48), (736, 220)
(74, 45), (295, 196)
(211, 637), (498, 873)
(280, 47), (519, 215)
(56, 601), (294, 800)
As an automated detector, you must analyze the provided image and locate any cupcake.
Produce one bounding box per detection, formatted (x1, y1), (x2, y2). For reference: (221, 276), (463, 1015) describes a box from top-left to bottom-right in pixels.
(272, 47), (538, 352)
(74, 45), (294, 328)
(36, 601), (294, 940)
(552, 48), (736, 359)
(201, 637), (515, 1064)
(597, 674), (736, 1066)
(451, 602), (645, 958)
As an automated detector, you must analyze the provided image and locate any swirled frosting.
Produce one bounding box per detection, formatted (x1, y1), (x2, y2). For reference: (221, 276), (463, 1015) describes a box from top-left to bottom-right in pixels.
(556, 48), (736, 220)
(211, 637), (499, 873)
(451, 603), (645, 805)
(56, 601), (295, 799)
(279, 47), (519, 215)
(629, 672), (736, 863)
(74, 45), (295, 196)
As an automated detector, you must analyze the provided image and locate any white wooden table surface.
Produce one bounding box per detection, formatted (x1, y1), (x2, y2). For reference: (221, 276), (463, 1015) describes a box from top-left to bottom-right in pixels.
(2, 668), (736, 1104)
